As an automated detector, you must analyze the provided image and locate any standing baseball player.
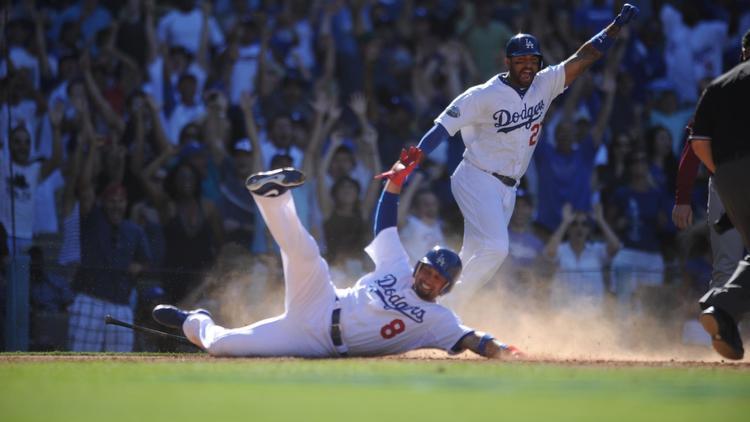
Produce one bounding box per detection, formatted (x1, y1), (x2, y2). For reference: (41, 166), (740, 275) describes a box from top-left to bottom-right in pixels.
(415, 5), (639, 307)
(691, 29), (750, 360)
(151, 148), (521, 359)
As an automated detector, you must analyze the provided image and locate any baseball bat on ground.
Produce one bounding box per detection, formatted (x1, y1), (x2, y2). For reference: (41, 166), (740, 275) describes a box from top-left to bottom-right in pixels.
(104, 314), (198, 347)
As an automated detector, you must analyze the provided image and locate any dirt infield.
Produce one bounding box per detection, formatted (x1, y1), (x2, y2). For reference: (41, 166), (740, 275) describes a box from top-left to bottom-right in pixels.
(2, 352), (749, 369)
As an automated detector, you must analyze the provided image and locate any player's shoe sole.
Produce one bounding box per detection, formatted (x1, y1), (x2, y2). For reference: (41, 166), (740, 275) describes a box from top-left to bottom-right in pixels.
(699, 306), (744, 360)
(152, 304), (212, 329)
(245, 168), (306, 197)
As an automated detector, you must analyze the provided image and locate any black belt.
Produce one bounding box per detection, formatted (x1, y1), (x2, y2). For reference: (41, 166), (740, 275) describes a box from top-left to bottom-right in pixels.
(330, 301), (348, 356)
(492, 173), (517, 187)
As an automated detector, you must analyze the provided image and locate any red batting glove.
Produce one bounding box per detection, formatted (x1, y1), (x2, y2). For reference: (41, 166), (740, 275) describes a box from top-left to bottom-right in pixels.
(374, 146), (424, 187)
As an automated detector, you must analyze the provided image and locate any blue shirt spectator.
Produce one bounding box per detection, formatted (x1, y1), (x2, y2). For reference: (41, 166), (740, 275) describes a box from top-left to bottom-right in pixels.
(75, 192), (152, 305)
(535, 122), (596, 232)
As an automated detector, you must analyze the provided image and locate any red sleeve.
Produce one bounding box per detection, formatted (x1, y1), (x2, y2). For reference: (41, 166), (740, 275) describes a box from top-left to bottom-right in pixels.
(675, 119), (713, 205)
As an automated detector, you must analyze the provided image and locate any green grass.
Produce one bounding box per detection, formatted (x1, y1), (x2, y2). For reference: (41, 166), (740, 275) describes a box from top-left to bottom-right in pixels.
(2, 357), (750, 422)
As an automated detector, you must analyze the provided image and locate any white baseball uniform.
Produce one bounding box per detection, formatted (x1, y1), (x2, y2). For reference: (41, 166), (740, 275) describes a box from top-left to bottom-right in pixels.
(435, 64), (567, 308)
(182, 191), (472, 357)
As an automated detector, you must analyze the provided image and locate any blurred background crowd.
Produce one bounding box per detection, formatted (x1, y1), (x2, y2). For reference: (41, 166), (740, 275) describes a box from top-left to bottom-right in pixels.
(1, 0), (748, 352)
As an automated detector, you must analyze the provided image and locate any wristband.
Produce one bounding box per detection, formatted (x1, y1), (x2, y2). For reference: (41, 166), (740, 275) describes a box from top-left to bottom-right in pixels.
(590, 29), (615, 53)
(477, 334), (494, 356)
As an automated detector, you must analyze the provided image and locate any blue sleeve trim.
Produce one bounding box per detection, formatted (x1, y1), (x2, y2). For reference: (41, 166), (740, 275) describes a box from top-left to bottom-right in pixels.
(477, 334), (495, 356)
(417, 123), (451, 155)
(450, 330), (475, 354)
(374, 191), (399, 236)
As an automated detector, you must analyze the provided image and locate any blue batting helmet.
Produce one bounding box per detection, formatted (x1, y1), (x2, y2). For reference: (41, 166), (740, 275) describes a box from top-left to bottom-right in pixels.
(505, 33), (543, 60)
(416, 246), (462, 295)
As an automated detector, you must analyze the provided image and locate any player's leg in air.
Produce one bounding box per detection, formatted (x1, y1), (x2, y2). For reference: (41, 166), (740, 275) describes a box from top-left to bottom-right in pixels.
(152, 168), (339, 357)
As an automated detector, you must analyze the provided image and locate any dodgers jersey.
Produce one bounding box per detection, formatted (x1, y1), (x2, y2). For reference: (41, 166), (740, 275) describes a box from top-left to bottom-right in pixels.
(436, 64), (567, 179)
(336, 227), (472, 356)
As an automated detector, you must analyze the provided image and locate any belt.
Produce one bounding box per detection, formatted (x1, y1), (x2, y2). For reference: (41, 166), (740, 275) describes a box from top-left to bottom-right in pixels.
(330, 298), (348, 357)
(492, 173), (518, 188)
(464, 158), (517, 188)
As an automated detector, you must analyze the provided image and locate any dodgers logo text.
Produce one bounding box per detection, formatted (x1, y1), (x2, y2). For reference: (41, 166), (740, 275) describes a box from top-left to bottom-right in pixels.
(493, 99), (545, 134)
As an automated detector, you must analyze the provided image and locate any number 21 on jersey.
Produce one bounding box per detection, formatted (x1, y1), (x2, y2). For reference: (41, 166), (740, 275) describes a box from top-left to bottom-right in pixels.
(380, 319), (406, 339)
(528, 123), (541, 146)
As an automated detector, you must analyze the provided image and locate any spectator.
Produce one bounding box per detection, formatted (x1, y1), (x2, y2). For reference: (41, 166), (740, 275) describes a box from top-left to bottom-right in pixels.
(457, 1), (513, 82)
(69, 183), (152, 352)
(646, 125), (678, 194)
(157, 0), (225, 56)
(1, 105), (63, 255)
(155, 160), (223, 304)
(500, 190), (546, 295)
(544, 203), (621, 310)
(660, 3), (728, 103)
(398, 172), (446, 266)
(647, 82), (693, 156)
(607, 151), (673, 311)
(51, 0), (112, 44)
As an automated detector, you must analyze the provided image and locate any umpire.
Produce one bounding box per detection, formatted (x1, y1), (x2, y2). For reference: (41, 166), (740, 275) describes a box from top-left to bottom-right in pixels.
(691, 29), (750, 360)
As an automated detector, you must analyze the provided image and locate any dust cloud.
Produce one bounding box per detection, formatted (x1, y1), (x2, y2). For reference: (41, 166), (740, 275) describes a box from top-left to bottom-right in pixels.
(188, 243), (721, 362)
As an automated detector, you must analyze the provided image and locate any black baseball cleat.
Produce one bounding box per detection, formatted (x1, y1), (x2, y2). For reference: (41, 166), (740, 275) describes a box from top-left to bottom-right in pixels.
(699, 306), (744, 360)
(152, 304), (212, 329)
(245, 167), (306, 197)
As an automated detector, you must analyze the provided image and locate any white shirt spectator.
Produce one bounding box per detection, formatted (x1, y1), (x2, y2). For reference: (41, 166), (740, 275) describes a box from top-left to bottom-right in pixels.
(157, 8), (225, 55)
(144, 56), (206, 110)
(259, 133), (304, 169)
(400, 215), (445, 266)
(166, 102), (205, 145)
(660, 4), (729, 103)
(1, 100), (41, 156)
(0, 46), (41, 89)
(229, 43), (264, 105)
(33, 168), (64, 235)
(550, 242), (609, 309)
(0, 161), (42, 241)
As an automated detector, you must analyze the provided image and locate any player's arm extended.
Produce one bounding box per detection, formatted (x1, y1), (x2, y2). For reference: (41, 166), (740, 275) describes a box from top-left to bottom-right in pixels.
(562, 4), (639, 87)
(373, 147), (424, 235)
(416, 123), (451, 156)
(458, 332), (522, 359)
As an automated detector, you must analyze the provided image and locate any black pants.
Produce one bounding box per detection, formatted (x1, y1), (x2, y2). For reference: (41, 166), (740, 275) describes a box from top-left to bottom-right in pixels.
(700, 155), (750, 320)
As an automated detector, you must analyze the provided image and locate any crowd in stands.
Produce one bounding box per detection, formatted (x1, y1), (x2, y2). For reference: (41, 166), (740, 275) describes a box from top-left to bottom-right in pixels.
(1, 0), (748, 352)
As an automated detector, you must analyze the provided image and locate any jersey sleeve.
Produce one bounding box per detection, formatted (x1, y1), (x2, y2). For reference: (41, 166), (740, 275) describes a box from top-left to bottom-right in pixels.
(534, 63), (567, 100)
(434, 86), (485, 136)
(428, 308), (475, 354)
(364, 227), (411, 270)
(690, 86), (716, 140)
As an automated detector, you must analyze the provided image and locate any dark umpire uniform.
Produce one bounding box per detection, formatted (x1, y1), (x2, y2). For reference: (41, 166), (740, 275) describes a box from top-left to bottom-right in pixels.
(690, 54), (750, 360)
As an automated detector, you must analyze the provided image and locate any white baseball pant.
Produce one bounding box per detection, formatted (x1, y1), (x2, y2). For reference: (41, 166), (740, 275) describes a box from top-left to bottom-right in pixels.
(182, 192), (340, 357)
(442, 160), (516, 309)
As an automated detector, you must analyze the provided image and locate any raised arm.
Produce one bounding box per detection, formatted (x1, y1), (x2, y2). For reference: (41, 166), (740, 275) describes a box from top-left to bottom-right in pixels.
(316, 132), (344, 219)
(80, 54), (126, 136)
(239, 92), (264, 174)
(591, 202), (622, 257)
(196, 1), (211, 70)
(373, 147), (423, 236)
(144, 0), (159, 64)
(562, 4), (639, 87)
(39, 101), (64, 181)
(543, 203), (575, 260)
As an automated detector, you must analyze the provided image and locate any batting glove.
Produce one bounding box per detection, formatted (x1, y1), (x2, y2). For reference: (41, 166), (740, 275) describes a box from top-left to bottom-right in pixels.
(614, 3), (639, 27)
(374, 146), (424, 187)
